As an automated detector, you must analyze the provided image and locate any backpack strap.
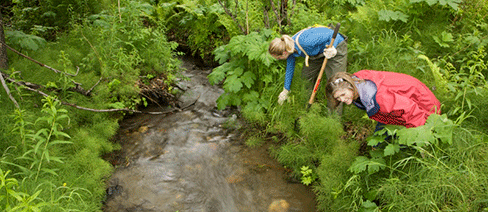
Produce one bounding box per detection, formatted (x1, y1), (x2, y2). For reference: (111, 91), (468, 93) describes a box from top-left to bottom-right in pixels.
(294, 24), (331, 67)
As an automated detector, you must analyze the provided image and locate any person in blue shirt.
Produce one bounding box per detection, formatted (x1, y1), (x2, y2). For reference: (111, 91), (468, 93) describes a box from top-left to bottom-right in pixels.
(268, 26), (347, 114)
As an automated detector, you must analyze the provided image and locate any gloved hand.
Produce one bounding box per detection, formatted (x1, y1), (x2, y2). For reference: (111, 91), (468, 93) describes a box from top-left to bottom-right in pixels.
(323, 46), (337, 59)
(277, 88), (289, 105)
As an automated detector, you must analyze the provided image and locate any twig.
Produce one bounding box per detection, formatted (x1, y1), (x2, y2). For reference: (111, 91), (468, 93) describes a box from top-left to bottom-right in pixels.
(86, 76), (102, 94)
(0, 70), (19, 109)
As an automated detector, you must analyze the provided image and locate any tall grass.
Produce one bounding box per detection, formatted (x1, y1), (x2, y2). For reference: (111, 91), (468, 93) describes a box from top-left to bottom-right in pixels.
(236, 0), (488, 211)
(1, 0), (181, 210)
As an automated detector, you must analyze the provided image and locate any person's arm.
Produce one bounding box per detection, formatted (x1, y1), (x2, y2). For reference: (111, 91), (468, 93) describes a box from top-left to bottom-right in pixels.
(283, 56), (296, 91)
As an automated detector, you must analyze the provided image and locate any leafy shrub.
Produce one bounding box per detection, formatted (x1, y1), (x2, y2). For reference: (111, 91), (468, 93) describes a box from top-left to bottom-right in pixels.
(208, 29), (275, 110)
(10, 0), (110, 40)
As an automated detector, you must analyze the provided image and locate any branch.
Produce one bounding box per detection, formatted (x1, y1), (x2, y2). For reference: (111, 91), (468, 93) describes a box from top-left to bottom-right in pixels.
(4, 44), (98, 96)
(217, 0), (247, 35)
(1, 72), (190, 115)
(5, 44), (78, 77)
(86, 76), (102, 94)
(0, 70), (19, 109)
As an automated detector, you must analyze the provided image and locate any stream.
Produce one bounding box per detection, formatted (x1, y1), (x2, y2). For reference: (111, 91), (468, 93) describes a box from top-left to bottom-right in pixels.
(102, 56), (317, 212)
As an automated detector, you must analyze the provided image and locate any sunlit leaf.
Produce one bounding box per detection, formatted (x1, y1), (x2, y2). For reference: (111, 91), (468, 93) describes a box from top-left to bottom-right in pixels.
(378, 10), (408, 23)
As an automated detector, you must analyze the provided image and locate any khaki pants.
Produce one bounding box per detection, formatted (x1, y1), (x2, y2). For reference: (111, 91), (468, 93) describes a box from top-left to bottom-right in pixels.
(301, 36), (347, 115)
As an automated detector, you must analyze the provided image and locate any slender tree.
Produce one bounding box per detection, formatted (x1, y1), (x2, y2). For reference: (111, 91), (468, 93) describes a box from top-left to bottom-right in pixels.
(0, 12), (8, 70)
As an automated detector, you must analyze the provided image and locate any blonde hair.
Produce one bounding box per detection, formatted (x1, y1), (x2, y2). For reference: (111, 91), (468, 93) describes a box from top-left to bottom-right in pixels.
(268, 35), (295, 55)
(325, 72), (364, 108)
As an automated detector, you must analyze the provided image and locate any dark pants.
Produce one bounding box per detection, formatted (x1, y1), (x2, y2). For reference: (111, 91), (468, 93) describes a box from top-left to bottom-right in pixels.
(301, 36), (348, 115)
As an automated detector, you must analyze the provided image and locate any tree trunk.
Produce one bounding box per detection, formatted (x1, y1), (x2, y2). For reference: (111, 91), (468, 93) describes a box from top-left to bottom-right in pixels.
(0, 12), (8, 70)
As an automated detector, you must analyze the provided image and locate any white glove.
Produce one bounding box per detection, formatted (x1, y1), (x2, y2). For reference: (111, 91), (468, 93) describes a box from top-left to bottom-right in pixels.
(277, 88), (289, 105)
(323, 46), (337, 59)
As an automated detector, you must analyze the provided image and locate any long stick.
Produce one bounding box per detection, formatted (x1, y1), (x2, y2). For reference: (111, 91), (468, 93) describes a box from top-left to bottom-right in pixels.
(307, 23), (340, 108)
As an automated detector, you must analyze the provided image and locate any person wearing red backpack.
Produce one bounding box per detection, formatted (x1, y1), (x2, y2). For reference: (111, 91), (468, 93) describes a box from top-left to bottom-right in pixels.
(325, 70), (441, 129)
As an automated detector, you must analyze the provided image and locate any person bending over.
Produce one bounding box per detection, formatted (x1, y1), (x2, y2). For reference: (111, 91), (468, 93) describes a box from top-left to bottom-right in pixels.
(325, 70), (441, 130)
(268, 25), (348, 114)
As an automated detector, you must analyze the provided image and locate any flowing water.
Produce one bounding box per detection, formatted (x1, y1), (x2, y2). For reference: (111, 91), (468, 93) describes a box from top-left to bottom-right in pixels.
(103, 56), (317, 212)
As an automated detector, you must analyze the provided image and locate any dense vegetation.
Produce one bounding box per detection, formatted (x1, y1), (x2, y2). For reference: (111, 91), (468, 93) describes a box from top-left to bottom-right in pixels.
(0, 0), (487, 211)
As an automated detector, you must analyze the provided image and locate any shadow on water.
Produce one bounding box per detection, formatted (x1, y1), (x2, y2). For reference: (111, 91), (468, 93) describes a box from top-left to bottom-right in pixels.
(102, 56), (317, 212)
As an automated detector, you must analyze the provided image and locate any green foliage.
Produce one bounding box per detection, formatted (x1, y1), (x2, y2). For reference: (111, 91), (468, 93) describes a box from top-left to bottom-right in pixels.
(300, 166), (316, 185)
(0, 168), (48, 212)
(349, 114), (455, 175)
(410, 0), (462, 10)
(314, 138), (360, 211)
(419, 46), (487, 120)
(372, 131), (488, 211)
(338, 114), (488, 211)
(5, 30), (47, 51)
(16, 97), (72, 181)
(272, 105), (346, 174)
(155, 1), (230, 61)
(432, 31), (454, 48)
(10, 0), (109, 40)
(245, 134), (266, 147)
(208, 29), (275, 110)
(77, 0), (181, 109)
(3, 1), (180, 210)
(2, 0), (487, 211)
(377, 10), (408, 23)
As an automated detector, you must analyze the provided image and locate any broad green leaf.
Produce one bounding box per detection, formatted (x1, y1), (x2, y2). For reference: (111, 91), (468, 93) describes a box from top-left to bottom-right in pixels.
(213, 45), (230, 64)
(368, 157), (386, 174)
(107, 102), (125, 109)
(433, 31), (454, 48)
(242, 91), (260, 102)
(348, 156), (386, 174)
(208, 66), (226, 85)
(359, 200), (378, 212)
(425, 114), (455, 144)
(231, 67), (244, 77)
(216, 94), (230, 110)
(384, 143), (400, 156)
(247, 45), (262, 61)
(397, 125), (435, 147)
(366, 135), (385, 147)
(223, 75), (243, 93)
(261, 74), (274, 84)
(241, 71), (256, 88)
(348, 156), (369, 174)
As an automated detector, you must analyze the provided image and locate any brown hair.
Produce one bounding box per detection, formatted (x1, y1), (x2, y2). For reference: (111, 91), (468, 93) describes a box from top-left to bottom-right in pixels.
(268, 35), (294, 55)
(325, 72), (364, 108)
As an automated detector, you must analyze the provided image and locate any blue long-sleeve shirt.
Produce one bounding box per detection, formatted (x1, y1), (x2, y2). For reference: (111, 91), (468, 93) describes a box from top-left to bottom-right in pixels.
(284, 27), (345, 91)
